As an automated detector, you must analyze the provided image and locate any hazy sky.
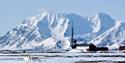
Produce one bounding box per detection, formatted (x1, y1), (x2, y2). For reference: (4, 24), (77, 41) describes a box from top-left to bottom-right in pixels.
(0, 0), (125, 36)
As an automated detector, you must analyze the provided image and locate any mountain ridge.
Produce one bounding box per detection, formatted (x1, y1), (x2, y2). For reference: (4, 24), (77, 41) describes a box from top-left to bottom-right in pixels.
(0, 11), (124, 50)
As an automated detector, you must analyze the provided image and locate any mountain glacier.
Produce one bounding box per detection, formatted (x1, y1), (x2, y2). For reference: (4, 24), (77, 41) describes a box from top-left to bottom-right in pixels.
(0, 10), (125, 50)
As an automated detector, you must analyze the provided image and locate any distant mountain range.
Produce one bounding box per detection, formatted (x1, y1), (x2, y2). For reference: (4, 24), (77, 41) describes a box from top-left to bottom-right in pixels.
(0, 10), (125, 50)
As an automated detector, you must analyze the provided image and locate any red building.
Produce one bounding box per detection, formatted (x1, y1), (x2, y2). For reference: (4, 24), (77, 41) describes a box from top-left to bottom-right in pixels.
(119, 46), (125, 50)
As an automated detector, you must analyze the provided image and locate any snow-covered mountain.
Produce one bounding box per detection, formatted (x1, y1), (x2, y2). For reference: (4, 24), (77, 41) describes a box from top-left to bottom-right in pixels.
(0, 10), (125, 50)
(89, 21), (125, 49)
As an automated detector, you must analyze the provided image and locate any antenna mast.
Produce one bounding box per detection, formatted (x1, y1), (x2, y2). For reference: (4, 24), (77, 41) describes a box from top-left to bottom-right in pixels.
(71, 21), (74, 47)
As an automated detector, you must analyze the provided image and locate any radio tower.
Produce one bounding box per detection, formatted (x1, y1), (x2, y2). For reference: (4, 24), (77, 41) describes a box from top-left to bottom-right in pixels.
(71, 21), (74, 48)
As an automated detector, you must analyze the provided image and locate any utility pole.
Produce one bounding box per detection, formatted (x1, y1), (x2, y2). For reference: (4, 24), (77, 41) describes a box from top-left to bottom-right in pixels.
(71, 21), (74, 48)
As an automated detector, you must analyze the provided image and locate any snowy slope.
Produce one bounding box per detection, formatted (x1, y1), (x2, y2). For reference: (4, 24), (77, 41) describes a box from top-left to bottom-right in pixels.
(0, 10), (124, 50)
(89, 21), (125, 49)
(0, 11), (70, 50)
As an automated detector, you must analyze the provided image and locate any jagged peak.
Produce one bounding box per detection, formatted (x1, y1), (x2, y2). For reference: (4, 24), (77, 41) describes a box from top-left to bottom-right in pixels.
(20, 10), (56, 28)
(97, 12), (110, 17)
(87, 12), (112, 21)
(96, 12), (115, 21)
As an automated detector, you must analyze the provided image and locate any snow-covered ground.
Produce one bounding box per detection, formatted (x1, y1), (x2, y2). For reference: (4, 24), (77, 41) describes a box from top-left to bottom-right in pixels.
(0, 52), (125, 63)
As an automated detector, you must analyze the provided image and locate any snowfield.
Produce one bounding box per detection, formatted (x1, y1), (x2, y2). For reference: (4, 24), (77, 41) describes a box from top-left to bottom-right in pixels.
(0, 52), (125, 63)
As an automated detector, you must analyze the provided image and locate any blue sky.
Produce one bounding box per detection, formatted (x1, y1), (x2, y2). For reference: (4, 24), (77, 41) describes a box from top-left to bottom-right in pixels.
(0, 0), (125, 36)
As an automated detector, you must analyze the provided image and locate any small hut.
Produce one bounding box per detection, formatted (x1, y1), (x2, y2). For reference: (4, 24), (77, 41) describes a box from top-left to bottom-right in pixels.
(119, 46), (125, 50)
(88, 44), (108, 51)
